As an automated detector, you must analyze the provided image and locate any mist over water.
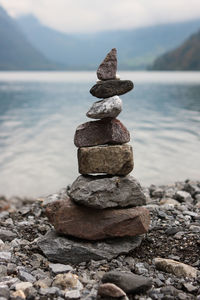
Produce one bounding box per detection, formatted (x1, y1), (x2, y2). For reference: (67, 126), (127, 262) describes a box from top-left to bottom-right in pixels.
(0, 71), (199, 198)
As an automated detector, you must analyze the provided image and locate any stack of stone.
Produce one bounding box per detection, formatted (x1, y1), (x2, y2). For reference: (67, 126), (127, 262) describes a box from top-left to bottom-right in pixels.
(45, 48), (150, 242)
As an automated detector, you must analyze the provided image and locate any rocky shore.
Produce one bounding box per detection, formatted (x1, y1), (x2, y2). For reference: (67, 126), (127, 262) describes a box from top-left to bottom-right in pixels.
(0, 179), (199, 300)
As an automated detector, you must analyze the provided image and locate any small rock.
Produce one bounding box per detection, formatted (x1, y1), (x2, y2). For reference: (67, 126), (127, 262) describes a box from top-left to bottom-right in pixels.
(189, 225), (200, 233)
(98, 283), (126, 298)
(39, 287), (60, 296)
(0, 229), (17, 242)
(175, 191), (193, 203)
(15, 282), (33, 291)
(160, 198), (180, 206)
(78, 144), (134, 176)
(69, 175), (146, 209)
(135, 263), (148, 275)
(0, 252), (11, 263)
(0, 265), (7, 277)
(101, 271), (152, 294)
(49, 263), (73, 275)
(154, 258), (197, 278)
(174, 231), (185, 240)
(90, 80), (134, 98)
(38, 230), (143, 264)
(45, 197), (150, 240)
(18, 270), (36, 283)
(0, 285), (9, 298)
(52, 273), (83, 290)
(74, 118), (130, 147)
(11, 290), (26, 299)
(65, 289), (81, 299)
(97, 48), (117, 80)
(87, 96), (122, 119)
(34, 278), (52, 289)
(183, 282), (198, 293)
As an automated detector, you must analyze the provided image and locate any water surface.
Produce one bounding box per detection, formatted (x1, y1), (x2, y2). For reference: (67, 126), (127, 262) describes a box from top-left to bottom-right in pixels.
(0, 71), (199, 197)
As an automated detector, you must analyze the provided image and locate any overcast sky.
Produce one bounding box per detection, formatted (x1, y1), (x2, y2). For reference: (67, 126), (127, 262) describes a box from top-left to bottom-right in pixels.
(0, 0), (200, 33)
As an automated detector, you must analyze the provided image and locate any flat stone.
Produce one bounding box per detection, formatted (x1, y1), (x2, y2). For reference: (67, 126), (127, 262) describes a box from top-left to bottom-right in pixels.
(69, 175), (146, 209)
(174, 191), (193, 203)
(52, 273), (83, 290)
(101, 271), (153, 294)
(90, 80), (134, 98)
(11, 290), (26, 299)
(15, 282), (33, 291)
(49, 263), (73, 275)
(65, 290), (81, 299)
(45, 197), (150, 240)
(98, 283), (126, 298)
(0, 229), (17, 242)
(0, 286), (9, 299)
(18, 270), (36, 283)
(86, 96), (122, 119)
(78, 144), (133, 176)
(0, 252), (11, 263)
(154, 258), (197, 278)
(37, 230), (143, 265)
(74, 118), (130, 148)
(97, 48), (117, 80)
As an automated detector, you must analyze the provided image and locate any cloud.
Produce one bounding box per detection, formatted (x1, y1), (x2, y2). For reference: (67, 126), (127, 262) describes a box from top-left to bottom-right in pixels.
(0, 0), (200, 33)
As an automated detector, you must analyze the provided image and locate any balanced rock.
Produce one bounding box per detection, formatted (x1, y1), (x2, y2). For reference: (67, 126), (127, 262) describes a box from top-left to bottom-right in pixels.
(101, 271), (153, 294)
(90, 80), (134, 98)
(97, 48), (117, 81)
(69, 175), (146, 209)
(78, 144), (133, 176)
(37, 230), (143, 264)
(86, 96), (122, 119)
(74, 118), (130, 148)
(45, 197), (150, 240)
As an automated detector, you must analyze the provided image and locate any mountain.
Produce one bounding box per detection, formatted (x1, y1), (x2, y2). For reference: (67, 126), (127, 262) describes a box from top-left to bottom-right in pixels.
(17, 15), (200, 69)
(0, 6), (57, 70)
(151, 30), (200, 70)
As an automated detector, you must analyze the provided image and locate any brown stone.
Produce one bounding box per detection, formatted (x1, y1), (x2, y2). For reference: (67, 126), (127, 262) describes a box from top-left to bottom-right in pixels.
(90, 80), (134, 99)
(97, 48), (117, 81)
(74, 118), (130, 148)
(45, 197), (150, 240)
(98, 283), (126, 298)
(78, 144), (133, 176)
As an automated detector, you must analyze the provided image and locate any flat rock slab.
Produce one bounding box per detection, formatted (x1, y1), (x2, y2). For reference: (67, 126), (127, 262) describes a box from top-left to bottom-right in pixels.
(37, 230), (143, 265)
(69, 175), (146, 209)
(86, 96), (122, 119)
(97, 48), (117, 81)
(74, 118), (130, 148)
(45, 197), (150, 240)
(101, 271), (153, 294)
(90, 80), (134, 98)
(78, 144), (133, 176)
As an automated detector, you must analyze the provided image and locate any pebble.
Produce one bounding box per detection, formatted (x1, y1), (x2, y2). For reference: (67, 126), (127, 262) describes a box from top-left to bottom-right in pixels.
(49, 263), (73, 274)
(0, 229), (16, 242)
(0, 252), (11, 263)
(90, 80), (134, 98)
(98, 282), (126, 298)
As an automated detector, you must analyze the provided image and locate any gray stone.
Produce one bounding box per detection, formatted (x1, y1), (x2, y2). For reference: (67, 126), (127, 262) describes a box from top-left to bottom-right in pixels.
(0, 265), (7, 278)
(0, 286), (9, 299)
(39, 287), (61, 296)
(97, 48), (117, 81)
(174, 191), (193, 203)
(37, 230), (143, 265)
(49, 263), (73, 274)
(0, 252), (11, 263)
(90, 80), (134, 99)
(86, 96), (122, 119)
(0, 229), (17, 242)
(15, 282), (33, 291)
(69, 175), (146, 209)
(65, 289), (81, 299)
(18, 270), (36, 283)
(101, 271), (152, 294)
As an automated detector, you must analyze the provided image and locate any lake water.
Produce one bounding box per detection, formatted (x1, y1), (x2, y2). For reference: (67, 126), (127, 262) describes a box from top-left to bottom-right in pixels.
(0, 71), (199, 198)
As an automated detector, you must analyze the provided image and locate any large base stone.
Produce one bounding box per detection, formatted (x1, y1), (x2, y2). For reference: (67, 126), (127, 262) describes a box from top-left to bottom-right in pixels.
(78, 144), (134, 176)
(69, 175), (146, 209)
(74, 118), (130, 148)
(37, 230), (143, 265)
(45, 197), (150, 240)
(90, 80), (134, 98)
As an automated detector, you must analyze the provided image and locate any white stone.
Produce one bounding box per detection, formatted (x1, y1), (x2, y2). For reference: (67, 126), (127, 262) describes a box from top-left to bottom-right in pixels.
(49, 263), (73, 274)
(86, 96), (122, 119)
(0, 252), (11, 262)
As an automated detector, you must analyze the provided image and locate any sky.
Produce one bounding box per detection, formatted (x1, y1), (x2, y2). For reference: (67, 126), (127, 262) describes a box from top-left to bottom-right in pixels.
(0, 0), (200, 33)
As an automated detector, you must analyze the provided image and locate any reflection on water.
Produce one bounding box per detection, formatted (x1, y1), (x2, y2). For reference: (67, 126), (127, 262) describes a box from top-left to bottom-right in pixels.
(0, 71), (199, 198)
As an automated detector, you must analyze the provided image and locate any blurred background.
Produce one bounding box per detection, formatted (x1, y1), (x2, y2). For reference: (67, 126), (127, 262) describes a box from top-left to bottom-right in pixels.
(0, 0), (199, 198)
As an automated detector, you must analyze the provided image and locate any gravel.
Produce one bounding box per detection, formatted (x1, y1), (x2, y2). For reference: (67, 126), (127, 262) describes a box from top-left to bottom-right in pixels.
(0, 179), (199, 300)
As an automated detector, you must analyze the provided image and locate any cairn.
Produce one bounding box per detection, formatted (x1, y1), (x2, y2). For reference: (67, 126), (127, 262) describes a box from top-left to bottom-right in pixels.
(42, 49), (150, 262)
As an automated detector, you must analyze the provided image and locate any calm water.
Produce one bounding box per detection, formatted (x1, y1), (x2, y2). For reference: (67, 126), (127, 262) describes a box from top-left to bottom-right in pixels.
(0, 71), (199, 198)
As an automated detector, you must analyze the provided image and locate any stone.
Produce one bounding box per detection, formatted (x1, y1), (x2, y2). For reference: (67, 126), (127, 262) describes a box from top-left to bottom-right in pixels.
(39, 287), (61, 296)
(78, 144), (133, 176)
(154, 258), (197, 278)
(97, 48), (117, 80)
(38, 230), (143, 265)
(174, 191), (193, 203)
(0, 229), (17, 242)
(12, 290), (26, 299)
(98, 283), (126, 298)
(49, 263), (73, 275)
(0, 265), (7, 277)
(87, 96), (122, 119)
(52, 273), (83, 290)
(0, 286), (9, 298)
(69, 175), (146, 209)
(45, 197), (150, 240)
(65, 290), (81, 299)
(0, 252), (11, 262)
(15, 282), (33, 291)
(159, 198), (180, 206)
(101, 271), (153, 294)
(183, 283), (198, 293)
(74, 118), (130, 148)
(18, 269), (36, 283)
(90, 80), (134, 98)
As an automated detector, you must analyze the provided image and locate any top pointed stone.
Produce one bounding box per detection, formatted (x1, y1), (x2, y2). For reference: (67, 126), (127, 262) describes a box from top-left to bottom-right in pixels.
(97, 48), (117, 81)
